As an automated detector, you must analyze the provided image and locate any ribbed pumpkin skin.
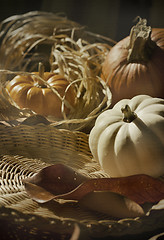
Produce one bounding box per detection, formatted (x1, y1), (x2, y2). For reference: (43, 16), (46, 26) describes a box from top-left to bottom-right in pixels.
(101, 28), (164, 106)
(89, 95), (164, 178)
(6, 73), (75, 118)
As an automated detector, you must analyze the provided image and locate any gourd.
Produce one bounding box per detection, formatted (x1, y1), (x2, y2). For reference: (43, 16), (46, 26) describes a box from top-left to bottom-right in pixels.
(6, 63), (75, 118)
(101, 18), (164, 106)
(89, 95), (164, 178)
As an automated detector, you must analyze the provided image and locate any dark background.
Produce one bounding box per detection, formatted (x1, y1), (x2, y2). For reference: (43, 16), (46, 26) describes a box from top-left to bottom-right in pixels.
(0, 0), (163, 42)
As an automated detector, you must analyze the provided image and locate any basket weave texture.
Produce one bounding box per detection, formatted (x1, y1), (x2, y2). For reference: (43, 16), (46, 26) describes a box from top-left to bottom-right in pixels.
(0, 122), (164, 239)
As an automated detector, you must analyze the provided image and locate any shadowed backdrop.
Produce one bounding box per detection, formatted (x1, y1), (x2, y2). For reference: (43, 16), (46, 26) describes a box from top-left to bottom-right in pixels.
(0, 0), (163, 41)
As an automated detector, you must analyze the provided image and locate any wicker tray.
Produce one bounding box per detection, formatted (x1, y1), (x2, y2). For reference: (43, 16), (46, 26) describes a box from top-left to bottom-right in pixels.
(0, 122), (164, 240)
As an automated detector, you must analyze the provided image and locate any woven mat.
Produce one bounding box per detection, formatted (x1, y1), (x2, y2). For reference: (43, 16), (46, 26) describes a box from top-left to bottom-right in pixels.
(0, 123), (164, 239)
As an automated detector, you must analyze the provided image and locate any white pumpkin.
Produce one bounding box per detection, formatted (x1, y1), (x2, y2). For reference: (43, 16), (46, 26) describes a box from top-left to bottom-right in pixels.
(89, 95), (164, 178)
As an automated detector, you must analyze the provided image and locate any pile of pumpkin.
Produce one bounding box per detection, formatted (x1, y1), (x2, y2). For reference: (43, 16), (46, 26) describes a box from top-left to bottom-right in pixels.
(4, 16), (164, 179)
(1, 13), (164, 219)
(89, 17), (164, 179)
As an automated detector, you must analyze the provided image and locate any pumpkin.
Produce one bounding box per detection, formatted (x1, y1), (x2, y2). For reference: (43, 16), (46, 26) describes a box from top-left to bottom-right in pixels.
(89, 95), (164, 178)
(101, 18), (164, 106)
(6, 63), (75, 118)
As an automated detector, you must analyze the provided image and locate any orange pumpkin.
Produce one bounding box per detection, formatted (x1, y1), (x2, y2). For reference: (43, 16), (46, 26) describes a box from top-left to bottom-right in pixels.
(6, 64), (75, 118)
(101, 18), (164, 106)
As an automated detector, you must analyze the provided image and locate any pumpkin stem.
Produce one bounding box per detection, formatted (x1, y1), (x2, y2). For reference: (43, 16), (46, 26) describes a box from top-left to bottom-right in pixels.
(35, 62), (47, 87)
(121, 105), (137, 123)
(127, 17), (156, 63)
(38, 62), (45, 79)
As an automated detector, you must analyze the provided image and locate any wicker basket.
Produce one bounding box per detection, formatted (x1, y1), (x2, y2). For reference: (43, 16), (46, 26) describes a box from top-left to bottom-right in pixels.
(0, 121), (164, 240)
(0, 11), (113, 132)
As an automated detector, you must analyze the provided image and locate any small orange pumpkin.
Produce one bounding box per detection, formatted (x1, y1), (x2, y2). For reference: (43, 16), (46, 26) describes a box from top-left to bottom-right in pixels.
(6, 64), (75, 118)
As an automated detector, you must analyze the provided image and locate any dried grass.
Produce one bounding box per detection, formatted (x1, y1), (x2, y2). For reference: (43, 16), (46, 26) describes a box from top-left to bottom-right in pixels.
(0, 11), (114, 131)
